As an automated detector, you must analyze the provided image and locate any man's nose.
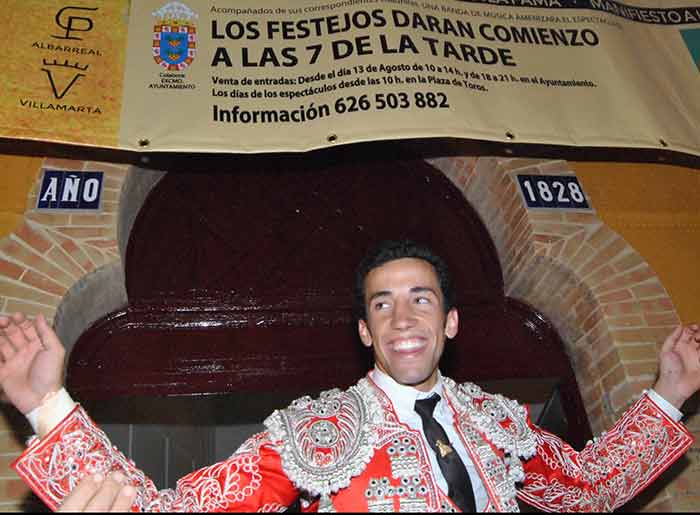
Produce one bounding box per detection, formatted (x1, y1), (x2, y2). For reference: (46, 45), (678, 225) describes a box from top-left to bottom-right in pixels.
(391, 300), (416, 328)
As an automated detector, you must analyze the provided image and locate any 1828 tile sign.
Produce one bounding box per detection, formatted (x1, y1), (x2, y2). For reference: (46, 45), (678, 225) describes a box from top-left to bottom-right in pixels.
(516, 174), (591, 210)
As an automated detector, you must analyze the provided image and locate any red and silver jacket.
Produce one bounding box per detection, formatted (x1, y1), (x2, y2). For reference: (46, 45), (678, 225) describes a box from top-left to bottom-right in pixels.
(12, 374), (693, 512)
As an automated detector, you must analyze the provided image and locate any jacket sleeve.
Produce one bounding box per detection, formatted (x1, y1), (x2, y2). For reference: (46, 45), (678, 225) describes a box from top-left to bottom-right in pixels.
(517, 393), (693, 512)
(11, 405), (299, 512)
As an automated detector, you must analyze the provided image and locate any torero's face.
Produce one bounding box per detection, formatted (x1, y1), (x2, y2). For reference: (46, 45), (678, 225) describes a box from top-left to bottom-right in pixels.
(358, 258), (458, 392)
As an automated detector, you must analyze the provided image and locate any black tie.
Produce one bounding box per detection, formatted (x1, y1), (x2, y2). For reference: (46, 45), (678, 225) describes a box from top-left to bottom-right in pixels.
(415, 394), (477, 513)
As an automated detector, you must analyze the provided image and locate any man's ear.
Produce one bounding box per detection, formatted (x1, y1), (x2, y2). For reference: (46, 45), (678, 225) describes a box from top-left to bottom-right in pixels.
(445, 308), (459, 339)
(358, 319), (373, 347)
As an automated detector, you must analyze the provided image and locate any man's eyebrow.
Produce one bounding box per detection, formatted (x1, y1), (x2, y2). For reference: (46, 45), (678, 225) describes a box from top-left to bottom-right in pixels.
(367, 290), (391, 303)
(367, 287), (440, 303)
(410, 286), (439, 296)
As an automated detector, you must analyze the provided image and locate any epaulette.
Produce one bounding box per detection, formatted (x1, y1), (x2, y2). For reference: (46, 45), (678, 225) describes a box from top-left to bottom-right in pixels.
(264, 378), (383, 500)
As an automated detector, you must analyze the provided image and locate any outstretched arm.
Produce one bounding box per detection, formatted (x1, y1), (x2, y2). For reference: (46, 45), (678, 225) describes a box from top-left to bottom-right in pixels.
(653, 324), (700, 410)
(518, 324), (698, 512)
(1, 313), (299, 512)
(14, 411), (299, 512)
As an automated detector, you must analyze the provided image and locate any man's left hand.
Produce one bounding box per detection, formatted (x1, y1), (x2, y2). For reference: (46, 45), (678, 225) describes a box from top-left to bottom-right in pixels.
(654, 324), (700, 410)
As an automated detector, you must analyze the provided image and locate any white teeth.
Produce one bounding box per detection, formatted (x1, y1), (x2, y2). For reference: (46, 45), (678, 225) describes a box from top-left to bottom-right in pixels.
(393, 340), (424, 351)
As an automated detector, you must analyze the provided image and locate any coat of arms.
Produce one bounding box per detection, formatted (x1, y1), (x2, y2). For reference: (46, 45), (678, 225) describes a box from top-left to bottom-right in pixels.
(152, 2), (197, 70)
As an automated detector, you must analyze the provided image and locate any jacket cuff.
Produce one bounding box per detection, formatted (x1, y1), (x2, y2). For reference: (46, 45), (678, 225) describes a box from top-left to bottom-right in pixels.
(646, 389), (683, 422)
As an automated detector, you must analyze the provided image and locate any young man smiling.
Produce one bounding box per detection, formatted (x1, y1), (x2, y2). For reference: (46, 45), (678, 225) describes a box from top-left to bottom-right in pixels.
(2, 240), (699, 512)
(358, 254), (458, 392)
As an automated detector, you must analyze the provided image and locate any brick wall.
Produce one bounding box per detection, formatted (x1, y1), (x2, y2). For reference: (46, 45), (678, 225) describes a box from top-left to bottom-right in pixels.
(0, 158), (126, 322)
(0, 157), (127, 511)
(428, 155), (693, 511)
(0, 408), (38, 512)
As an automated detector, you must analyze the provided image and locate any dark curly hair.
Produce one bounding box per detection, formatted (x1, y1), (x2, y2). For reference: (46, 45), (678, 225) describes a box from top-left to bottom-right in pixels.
(354, 240), (454, 321)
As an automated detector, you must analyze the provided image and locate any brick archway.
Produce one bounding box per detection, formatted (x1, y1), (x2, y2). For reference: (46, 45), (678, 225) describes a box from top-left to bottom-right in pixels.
(67, 156), (586, 435)
(0, 154), (682, 511)
(428, 156), (680, 437)
(28, 155), (678, 436)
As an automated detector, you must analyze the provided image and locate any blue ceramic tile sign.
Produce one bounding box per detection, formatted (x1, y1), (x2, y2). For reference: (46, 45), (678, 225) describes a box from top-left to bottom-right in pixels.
(37, 170), (104, 210)
(516, 174), (590, 210)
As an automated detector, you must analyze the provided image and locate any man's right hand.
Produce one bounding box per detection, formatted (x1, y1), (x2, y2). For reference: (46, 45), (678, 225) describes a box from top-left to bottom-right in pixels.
(0, 313), (65, 414)
(58, 472), (136, 512)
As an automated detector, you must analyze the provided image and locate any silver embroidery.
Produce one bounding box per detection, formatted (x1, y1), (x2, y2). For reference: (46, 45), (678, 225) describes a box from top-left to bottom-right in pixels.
(264, 378), (383, 499)
(309, 421), (340, 447)
(366, 475), (430, 513)
(266, 376), (534, 512)
(310, 391), (343, 417)
(447, 379), (537, 464)
(397, 476), (429, 512)
(399, 496), (429, 512)
(444, 378), (536, 512)
(366, 477), (395, 512)
(12, 381), (693, 514)
(388, 436), (421, 479)
(519, 396), (693, 512)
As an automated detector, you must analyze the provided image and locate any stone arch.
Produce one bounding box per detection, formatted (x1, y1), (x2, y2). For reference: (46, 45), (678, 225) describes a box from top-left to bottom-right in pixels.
(51, 165), (165, 358)
(54, 261), (126, 359)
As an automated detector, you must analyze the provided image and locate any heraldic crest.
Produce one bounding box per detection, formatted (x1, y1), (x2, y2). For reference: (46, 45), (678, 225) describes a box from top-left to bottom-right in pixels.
(152, 2), (198, 70)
